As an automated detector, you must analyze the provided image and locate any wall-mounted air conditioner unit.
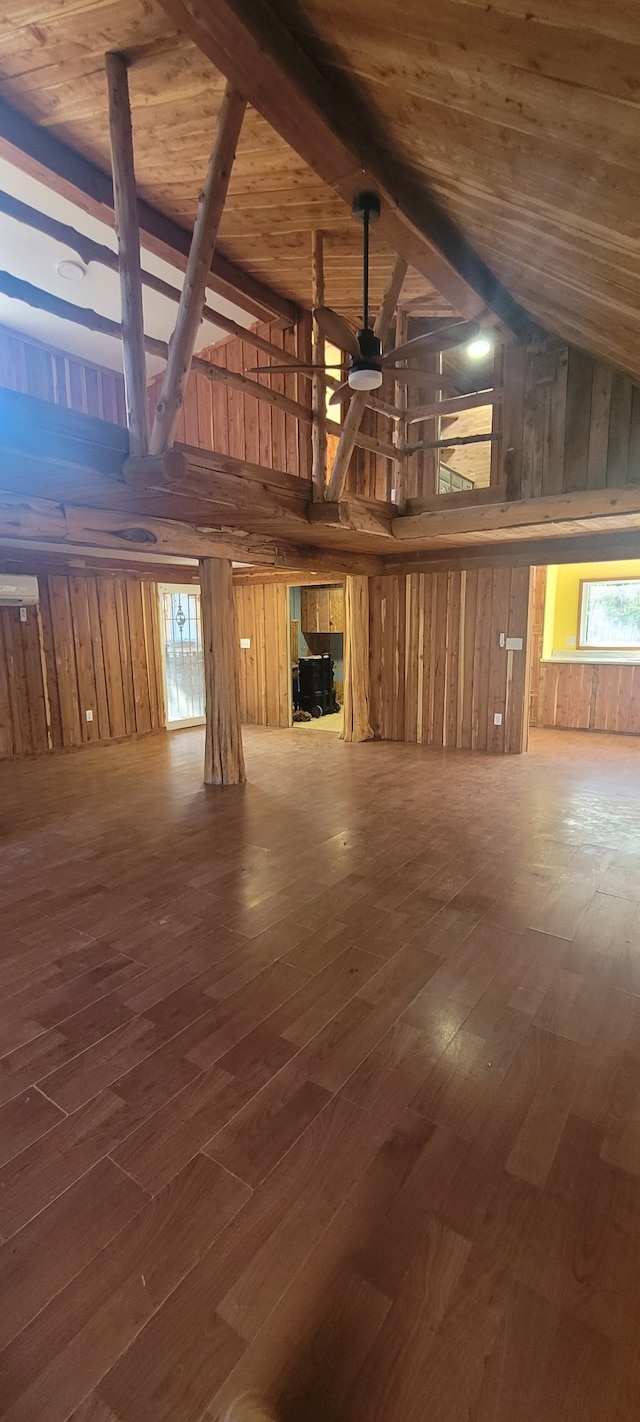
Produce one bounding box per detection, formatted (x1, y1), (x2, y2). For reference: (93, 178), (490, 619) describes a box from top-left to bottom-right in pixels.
(0, 575), (39, 607)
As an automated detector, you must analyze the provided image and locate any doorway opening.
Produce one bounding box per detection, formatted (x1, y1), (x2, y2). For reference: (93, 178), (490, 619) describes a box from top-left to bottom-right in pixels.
(289, 583), (344, 734)
(159, 584), (205, 728)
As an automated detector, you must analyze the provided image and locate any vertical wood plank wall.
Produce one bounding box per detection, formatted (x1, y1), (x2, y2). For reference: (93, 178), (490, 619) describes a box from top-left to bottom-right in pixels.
(369, 568), (532, 753)
(501, 332), (640, 498)
(0, 575), (165, 758)
(234, 582), (290, 727)
(0, 324), (126, 424)
(147, 321), (313, 482)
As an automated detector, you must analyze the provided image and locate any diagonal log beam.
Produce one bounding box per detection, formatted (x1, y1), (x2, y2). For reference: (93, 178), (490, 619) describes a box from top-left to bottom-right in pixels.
(311, 230), (327, 502)
(326, 257), (407, 502)
(150, 83), (247, 454)
(105, 53), (148, 457)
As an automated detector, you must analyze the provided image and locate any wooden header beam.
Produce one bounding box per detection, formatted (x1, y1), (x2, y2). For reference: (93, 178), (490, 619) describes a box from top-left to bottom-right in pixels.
(0, 95), (295, 326)
(158, 0), (528, 333)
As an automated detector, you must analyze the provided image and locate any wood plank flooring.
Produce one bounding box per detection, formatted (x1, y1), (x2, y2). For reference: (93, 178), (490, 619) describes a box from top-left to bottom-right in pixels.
(1, 726), (640, 1420)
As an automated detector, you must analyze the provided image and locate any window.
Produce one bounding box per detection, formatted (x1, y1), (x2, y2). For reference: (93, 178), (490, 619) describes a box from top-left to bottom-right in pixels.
(579, 579), (640, 650)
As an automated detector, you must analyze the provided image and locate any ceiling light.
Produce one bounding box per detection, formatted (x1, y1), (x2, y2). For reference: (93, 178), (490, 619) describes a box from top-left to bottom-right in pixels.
(467, 336), (492, 359)
(55, 258), (87, 282)
(348, 367), (383, 392)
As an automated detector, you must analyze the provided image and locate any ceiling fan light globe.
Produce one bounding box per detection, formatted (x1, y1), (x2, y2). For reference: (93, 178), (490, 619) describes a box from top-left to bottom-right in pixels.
(348, 367), (383, 392)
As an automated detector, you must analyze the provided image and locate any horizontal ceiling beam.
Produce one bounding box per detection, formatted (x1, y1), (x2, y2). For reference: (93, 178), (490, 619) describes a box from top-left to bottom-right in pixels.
(382, 528), (640, 574)
(0, 95), (296, 326)
(393, 486), (640, 542)
(158, 0), (529, 334)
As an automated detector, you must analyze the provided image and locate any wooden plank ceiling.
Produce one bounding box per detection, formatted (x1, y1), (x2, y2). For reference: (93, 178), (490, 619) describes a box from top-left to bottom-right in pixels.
(0, 0), (452, 325)
(267, 0), (640, 375)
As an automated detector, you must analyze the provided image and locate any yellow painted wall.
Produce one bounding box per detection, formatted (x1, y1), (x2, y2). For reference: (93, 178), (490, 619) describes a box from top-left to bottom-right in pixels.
(543, 560), (640, 653)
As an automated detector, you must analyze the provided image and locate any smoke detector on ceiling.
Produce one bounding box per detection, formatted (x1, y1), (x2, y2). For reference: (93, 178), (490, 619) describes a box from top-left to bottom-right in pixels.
(55, 258), (87, 282)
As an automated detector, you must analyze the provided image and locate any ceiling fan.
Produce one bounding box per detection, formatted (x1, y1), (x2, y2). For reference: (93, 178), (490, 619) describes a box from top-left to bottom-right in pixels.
(245, 192), (481, 404)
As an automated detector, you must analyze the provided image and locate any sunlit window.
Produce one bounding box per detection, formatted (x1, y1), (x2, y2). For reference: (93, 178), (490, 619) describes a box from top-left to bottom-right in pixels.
(579, 579), (640, 649)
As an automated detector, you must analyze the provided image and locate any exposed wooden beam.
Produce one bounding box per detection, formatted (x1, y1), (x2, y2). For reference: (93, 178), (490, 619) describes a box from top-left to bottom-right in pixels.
(311, 230), (326, 502)
(105, 53), (148, 458)
(157, 0), (528, 333)
(123, 450), (308, 524)
(382, 529), (640, 573)
(0, 490), (385, 576)
(308, 500), (392, 539)
(200, 557), (246, 785)
(0, 95), (294, 326)
(407, 390), (499, 425)
(326, 257), (407, 502)
(405, 432), (501, 455)
(392, 486), (640, 542)
(342, 575), (374, 743)
(150, 84), (247, 454)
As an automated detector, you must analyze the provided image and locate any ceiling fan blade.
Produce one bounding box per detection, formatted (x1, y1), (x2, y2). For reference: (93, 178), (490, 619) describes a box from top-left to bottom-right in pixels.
(382, 369), (458, 393)
(244, 363), (344, 373)
(381, 321), (480, 366)
(328, 381), (352, 407)
(313, 307), (361, 360)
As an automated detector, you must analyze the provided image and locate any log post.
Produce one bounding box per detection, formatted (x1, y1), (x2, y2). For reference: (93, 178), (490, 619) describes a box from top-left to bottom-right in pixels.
(326, 257), (407, 502)
(199, 557), (246, 785)
(393, 305), (409, 511)
(311, 230), (327, 500)
(105, 52), (149, 456)
(150, 83), (246, 454)
(341, 575), (374, 743)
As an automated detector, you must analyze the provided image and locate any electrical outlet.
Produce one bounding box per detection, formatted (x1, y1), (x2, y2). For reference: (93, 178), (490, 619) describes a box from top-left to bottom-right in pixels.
(240, 637), (251, 649)
(19, 606), (27, 623)
(85, 709), (93, 722)
(494, 712), (503, 726)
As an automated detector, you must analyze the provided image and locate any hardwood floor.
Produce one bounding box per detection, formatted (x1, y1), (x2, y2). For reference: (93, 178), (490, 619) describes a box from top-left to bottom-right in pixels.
(1, 726), (640, 1421)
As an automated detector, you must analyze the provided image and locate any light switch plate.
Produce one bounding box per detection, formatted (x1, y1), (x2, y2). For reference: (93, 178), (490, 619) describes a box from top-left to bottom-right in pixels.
(19, 606), (27, 623)
(494, 712), (503, 725)
(505, 636), (523, 651)
(240, 637), (251, 649)
(85, 709), (93, 722)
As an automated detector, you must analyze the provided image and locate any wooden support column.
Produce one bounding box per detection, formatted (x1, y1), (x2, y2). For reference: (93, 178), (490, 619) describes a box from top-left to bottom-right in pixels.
(199, 557), (246, 785)
(326, 257), (407, 502)
(311, 230), (326, 501)
(105, 52), (148, 456)
(150, 83), (246, 454)
(393, 306), (409, 511)
(341, 575), (374, 743)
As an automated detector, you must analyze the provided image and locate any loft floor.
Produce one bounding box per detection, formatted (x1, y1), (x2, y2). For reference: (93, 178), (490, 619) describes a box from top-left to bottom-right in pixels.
(1, 727), (640, 1421)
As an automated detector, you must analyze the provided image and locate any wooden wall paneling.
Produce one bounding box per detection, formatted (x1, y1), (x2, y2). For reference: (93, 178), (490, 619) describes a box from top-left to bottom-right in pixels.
(68, 575), (100, 743)
(403, 573), (419, 744)
(125, 582), (153, 734)
(606, 373), (633, 486)
(141, 581), (165, 731)
(461, 568), (477, 749)
(470, 568), (493, 750)
(587, 365), (613, 489)
(234, 581), (289, 727)
(283, 326), (299, 477)
(96, 580), (128, 739)
(297, 310), (313, 483)
(113, 581), (136, 736)
(528, 566), (547, 729)
(47, 575), (83, 747)
(628, 384), (640, 485)
(506, 567), (533, 754)
(0, 607), (47, 755)
(0, 326), (126, 425)
(563, 347), (593, 493)
(501, 338), (527, 500)
(486, 567), (511, 751)
(37, 578), (63, 750)
(85, 577), (111, 739)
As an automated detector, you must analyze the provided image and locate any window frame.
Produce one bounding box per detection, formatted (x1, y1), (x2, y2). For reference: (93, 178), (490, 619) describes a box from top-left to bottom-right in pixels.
(578, 576), (640, 652)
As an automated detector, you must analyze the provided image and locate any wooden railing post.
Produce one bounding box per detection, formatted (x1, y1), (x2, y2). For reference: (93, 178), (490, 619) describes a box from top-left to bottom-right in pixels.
(311, 229), (327, 500)
(199, 557), (246, 785)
